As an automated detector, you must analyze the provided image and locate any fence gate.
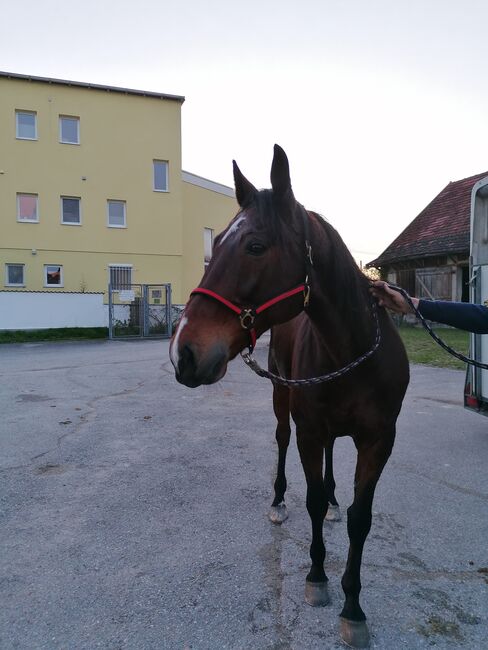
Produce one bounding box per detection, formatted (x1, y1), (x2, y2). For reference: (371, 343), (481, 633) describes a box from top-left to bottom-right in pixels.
(108, 283), (172, 339)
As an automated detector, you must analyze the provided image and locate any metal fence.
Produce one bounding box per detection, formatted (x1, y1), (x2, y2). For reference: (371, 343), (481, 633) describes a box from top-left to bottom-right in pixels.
(108, 283), (172, 339)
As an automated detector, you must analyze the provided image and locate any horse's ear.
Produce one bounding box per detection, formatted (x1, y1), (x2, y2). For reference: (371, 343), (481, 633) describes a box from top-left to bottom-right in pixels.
(270, 144), (295, 205)
(233, 160), (257, 208)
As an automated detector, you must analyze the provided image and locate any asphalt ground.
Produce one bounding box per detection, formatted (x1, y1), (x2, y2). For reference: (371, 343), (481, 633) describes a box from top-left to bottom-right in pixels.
(0, 337), (487, 650)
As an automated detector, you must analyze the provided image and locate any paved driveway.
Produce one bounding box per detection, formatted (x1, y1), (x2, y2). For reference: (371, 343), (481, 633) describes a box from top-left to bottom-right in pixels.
(0, 338), (487, 649)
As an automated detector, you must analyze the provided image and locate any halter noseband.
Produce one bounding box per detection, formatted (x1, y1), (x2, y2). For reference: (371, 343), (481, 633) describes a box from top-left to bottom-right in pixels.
(190, 284), (309, 353)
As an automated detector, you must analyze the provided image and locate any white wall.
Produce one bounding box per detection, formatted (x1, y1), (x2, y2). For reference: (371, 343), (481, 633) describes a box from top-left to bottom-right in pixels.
(0, 292), (107, 330)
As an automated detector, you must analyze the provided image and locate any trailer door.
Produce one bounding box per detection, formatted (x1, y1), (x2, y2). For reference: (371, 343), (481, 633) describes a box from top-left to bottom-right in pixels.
(465, 177), (488, 414)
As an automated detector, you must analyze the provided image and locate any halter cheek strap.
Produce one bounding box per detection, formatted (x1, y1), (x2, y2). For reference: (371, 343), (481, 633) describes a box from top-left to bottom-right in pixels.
(190, 284), (307, 353)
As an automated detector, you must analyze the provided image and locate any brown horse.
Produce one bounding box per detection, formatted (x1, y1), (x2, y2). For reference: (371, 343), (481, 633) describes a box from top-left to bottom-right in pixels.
(170, 145), (409, 648)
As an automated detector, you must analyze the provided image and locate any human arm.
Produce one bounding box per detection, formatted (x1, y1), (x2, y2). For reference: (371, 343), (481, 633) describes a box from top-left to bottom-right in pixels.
(417, 300), (488, 334)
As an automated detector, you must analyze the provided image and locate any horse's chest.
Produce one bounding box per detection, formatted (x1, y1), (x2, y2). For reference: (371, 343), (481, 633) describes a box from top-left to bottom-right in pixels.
(291, 384), (370, 435)
(322, 397), (359, 432)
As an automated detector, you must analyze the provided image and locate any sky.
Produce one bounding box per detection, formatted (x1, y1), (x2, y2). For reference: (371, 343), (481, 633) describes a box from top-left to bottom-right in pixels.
(2, 0), (488, 264)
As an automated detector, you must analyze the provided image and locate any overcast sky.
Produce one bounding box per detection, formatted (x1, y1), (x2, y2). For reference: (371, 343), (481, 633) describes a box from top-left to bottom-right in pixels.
(2, 0), (488, 263)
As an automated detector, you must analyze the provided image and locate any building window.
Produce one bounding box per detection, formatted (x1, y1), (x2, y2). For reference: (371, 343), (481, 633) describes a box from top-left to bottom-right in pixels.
(153, 160), (169, 192)
(107, 200), (126, 228)
(17, 193), (39, 222)
(5, 264), (25, 286)
(44, 265), (63, 287)
(61, 197), (81, 225)
(204, 228), (214, 269)
(16, 110), (37, 140)
(109, 265), (132, 290)
(59, 116), (80, 144)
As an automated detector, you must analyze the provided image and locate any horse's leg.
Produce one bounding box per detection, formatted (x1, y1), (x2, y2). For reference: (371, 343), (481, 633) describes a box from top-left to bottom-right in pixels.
(339, 432), (395, 648)
(297, 431), (330, 607)
(324, 440), (341, 521)
(269, 384), (291, 524)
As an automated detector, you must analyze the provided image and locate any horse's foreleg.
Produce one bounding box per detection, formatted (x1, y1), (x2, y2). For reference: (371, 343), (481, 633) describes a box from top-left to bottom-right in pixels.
(269, 385), (291, 524)
(339, 432), (395, 648)
(324, 440), (341, 521)
(297, 432), (330, 607)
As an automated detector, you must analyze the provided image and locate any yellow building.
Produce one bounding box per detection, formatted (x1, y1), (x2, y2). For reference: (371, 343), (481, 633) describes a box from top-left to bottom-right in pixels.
(0, 72), (236, 329)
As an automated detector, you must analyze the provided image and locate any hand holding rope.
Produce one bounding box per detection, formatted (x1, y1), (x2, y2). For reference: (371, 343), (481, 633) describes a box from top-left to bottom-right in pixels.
(384, 284), (488, 370)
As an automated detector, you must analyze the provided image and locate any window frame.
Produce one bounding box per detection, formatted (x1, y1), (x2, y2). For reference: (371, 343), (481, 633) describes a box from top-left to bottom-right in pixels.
(43, 265), (64, 288)
(60, 196), (82, 226)
(153, 160), (169, 192)
(59, 115), (80, 145)
(108, 264), (133, 291)
(15, 110), (37, 140)
(17, 193), (39, 223)
(107, 200), (127, 228)
(5, 263), (25, 287)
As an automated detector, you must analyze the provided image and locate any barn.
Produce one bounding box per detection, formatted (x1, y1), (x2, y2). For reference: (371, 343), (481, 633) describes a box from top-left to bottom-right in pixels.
(368, 171), (488, 302)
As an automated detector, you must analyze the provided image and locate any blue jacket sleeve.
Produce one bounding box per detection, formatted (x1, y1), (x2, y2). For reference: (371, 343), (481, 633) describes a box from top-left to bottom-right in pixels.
(418, 300), (488, 334)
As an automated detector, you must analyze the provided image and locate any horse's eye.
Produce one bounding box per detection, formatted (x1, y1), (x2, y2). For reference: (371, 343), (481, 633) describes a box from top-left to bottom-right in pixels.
(246, 242), (267, 256)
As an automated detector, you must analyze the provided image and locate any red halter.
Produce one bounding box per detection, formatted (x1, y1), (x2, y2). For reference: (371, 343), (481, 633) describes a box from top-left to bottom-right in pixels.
(190, 284), (309, 353)
(190, 209), (314, 353)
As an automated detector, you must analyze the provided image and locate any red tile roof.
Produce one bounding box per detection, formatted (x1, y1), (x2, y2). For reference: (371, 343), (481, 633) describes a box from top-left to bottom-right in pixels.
(368, 171), (488, 267)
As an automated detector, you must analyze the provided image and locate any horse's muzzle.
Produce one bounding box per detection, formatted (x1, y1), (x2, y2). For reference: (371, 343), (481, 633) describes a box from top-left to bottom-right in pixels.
(174, 342), (228, 388)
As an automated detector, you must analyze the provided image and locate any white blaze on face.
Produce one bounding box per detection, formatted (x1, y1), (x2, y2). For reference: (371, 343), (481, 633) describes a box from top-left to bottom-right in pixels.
(170, 316), (188, 369)
(219, 214), (246, 245)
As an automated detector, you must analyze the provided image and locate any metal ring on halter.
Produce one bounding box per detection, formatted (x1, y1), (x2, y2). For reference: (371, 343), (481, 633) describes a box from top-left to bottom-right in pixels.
(239, 309), (256, 330)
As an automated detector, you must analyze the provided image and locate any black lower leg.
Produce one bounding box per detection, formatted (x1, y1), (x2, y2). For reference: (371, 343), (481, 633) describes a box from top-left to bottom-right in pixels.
(306, 478), (328, 583)
(271, 386), (291, 507)
(324, 442), (339, 507)
(340, 498), (372, 620)
(272, 439), (289, 506)
(340, 436), (394, 622)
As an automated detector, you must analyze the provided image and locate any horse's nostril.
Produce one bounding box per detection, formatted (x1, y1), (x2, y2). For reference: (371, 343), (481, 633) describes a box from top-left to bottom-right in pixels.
(180, 344), (196, 372)
(176, 343), (201, 387)
(210, 355), (225, 378)
(175, 342), (228, 388)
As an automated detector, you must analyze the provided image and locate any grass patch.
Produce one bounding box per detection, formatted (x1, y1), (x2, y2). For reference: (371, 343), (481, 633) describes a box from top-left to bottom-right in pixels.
(0, 327), (108, 344)
(398, 324), (469, 370)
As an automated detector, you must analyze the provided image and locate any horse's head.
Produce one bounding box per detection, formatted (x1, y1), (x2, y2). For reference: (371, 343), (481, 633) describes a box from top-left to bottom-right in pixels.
(171, 145), (309, 387)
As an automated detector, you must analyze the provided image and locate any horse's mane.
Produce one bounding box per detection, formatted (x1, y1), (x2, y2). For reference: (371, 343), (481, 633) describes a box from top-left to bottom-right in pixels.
(251, 191), (372, 346)
(310, 212), (373, 347)
(312, 213), (370, 308)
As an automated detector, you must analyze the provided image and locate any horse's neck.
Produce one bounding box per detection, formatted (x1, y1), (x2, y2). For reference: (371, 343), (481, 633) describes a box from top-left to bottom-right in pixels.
(305, 222), (372, 360)
(306, 293), (359, 355)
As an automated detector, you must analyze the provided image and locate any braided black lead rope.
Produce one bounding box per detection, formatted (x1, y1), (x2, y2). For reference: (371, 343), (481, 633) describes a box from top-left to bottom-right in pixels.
(387, 284), (488, 370)
(240, 302), (381, 386)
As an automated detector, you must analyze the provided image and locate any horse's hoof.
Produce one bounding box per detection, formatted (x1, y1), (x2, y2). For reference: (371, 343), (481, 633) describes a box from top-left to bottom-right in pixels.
(325, 504), (341, 521)
(269, 503), (288, 524)
(339, 617), (371, 648)
(304, 580), (330, 607)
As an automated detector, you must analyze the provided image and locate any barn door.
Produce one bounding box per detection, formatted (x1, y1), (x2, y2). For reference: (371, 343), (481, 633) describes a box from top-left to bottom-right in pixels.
(415, 267), (453, 301)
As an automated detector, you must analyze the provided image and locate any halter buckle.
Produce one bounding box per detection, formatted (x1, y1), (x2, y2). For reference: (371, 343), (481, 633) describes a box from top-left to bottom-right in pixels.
(306, 241), (313, 266)
(303, 277), (311, 308)
(239, 309), (256, 330)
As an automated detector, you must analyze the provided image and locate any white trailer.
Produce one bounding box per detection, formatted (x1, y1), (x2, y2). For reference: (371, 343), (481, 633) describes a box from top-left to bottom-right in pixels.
(464, 175), (488, 414)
